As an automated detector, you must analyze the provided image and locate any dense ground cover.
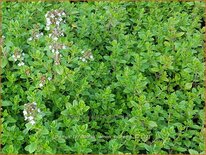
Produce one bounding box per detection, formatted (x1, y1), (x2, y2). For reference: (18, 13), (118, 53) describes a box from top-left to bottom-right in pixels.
(1, 1), (205, 154)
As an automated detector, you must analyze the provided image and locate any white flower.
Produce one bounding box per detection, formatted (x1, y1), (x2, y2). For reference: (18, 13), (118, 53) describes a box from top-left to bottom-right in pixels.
(53, 37), (58, 41)
(23, 110), (27, 115)
(53, 28), (58, 32)
(16, 55), (21, 59)
(46, 20), (51, 25)
(36, 33), (43, 38)
(49, 45), (52, 49)
(39, 83), (43, 88)
(18, 62), (24, 66)
(36, 34), (40, 38)
(52, 49), (55, 53)
(24, 116), (28, 120)
(12, 55), (18, 62)
(59, 18), (63, 21)
(56, 21), (60, 25)
(51, 14), (55, 18)
(28, 116), (34, 121)
(62, 12), (66, 16)
(30, 120), (35, 125)
(61, 33), (64, 36)
(48, 77), (52, 81)
(37, 108), (41, 113)
(55, 50), (59, 54)
(28, 37), (33, 41)
(90, 55), (94, 59)
(62, 45), (66, 49)
(82, 58), (86, 62)
(33, 102), (37, 105)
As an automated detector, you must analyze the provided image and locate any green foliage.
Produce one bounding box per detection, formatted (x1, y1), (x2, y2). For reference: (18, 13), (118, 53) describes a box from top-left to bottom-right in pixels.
(1, 1), (205, 154)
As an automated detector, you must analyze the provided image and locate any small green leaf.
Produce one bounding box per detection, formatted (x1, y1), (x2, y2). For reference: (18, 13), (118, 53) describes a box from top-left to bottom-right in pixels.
(103, 56), (110, 60)
(148, 121), (158, 128)
(54, 65), (64, 75)
(2, 100), (12, 106)
(185, 83), (192, 90)
(176, 32), (185, 38)
(25, 122), (33, 131)
(175, 146), (187, 152)
(189, 149), (199, 154)
(4, 145), (14, 153)
(41, 127), (49, 135)
(25, 142), (37, 153)
(1, 58), (8, 68)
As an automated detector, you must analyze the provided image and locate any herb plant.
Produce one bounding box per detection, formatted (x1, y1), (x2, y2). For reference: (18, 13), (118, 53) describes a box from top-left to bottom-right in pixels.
(1, 1), (205, 154)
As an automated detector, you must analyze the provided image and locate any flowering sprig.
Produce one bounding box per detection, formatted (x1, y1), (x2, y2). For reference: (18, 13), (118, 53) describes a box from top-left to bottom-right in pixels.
(23, 102), (41, 125)
(79, 50), (94, 62)
(48, 77), (52, 81)
(45, 9), (67, 65)
(49, 42), (66, 54)
(39, 75), (53, 88)
(48, 27), (64, 41)
(28, 32), (43, 41)
(45, 9), (66, 31)
(28, 24), (44, 41)
(39, 76), (46, 88)
(12, 49), (25, 66)
(54, 52), (62, 65)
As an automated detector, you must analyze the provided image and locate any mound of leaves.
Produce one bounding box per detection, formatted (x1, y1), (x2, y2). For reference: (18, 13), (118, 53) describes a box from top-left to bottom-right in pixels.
(1, 1), (205, 154)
